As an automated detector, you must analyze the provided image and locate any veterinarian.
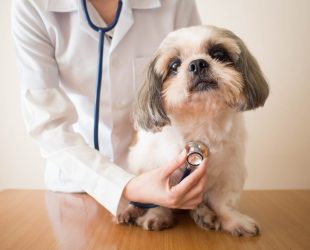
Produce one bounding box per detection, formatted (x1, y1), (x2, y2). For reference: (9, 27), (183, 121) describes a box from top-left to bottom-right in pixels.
(12, 0), (207, 215)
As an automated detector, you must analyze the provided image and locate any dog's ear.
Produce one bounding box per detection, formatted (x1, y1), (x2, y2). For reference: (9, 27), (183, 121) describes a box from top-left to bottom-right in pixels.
(236, 38), (269, 111)
(133, 56), (170, 132)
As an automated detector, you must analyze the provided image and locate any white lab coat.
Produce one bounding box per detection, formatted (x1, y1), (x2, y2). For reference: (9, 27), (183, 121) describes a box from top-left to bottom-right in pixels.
(12, 0), (201, 215)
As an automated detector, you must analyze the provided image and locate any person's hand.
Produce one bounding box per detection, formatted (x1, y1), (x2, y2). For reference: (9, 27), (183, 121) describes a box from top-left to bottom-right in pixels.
(122, 148), (208, 209)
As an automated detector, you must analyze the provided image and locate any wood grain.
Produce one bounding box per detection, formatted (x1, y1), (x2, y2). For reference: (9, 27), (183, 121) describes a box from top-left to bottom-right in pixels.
(0, 190), (309, 250)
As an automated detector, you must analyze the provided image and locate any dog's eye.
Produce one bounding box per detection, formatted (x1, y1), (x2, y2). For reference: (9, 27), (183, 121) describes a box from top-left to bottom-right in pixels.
(210, 47), (230, 61)
(169, 59), (181, 74)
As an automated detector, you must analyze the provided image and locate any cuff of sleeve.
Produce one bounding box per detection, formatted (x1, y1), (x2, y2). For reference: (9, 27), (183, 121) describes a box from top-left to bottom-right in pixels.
(47, 144), (135, 216)
(83, 165), (135, 216)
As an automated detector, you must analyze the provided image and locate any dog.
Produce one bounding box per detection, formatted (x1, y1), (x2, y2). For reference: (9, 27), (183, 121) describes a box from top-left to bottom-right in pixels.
(117, 25), (269, 237)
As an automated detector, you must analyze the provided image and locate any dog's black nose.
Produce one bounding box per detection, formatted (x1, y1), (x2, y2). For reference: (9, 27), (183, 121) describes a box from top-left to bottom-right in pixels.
(188, 59), (208, 75)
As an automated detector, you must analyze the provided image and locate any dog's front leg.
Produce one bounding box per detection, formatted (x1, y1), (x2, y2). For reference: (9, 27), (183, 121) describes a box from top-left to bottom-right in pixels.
(190, 201), (219, 231)
(135, 206), (175, 231)
(116, 204), (147, 225)
(205, 191), (260, 237)
(218, 205), (260, 237)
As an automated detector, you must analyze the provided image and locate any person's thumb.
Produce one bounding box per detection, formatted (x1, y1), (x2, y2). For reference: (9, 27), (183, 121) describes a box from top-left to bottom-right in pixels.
(162, 147), (188, 178)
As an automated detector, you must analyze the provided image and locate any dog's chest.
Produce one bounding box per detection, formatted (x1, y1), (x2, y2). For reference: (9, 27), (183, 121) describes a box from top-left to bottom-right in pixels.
(127, 114), (239, 175)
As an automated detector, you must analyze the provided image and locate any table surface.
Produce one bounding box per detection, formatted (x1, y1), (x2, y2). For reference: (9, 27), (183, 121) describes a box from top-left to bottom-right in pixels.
(0, 190), (309, 250)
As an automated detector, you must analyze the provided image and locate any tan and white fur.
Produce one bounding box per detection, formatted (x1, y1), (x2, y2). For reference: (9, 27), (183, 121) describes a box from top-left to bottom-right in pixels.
(117, 25), (269, 236)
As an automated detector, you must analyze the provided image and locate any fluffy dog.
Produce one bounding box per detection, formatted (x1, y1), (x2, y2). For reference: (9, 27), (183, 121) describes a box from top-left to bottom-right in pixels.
(117, 25), (269, 236)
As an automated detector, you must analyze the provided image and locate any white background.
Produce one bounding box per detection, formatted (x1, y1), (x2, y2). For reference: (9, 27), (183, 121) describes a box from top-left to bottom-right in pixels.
(1, 0), (309, 189)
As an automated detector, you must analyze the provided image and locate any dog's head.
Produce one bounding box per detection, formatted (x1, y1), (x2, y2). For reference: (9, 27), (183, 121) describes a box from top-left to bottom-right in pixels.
(134, 25), (269, 132)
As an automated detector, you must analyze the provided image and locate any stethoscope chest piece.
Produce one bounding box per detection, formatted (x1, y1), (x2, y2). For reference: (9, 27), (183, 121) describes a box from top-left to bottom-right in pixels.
(186, 141), (209, 167)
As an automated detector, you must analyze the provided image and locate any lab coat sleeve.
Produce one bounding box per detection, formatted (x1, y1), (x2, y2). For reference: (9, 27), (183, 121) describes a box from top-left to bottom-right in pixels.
(174, 0), (202, 28)
(11, 0), (134, 216)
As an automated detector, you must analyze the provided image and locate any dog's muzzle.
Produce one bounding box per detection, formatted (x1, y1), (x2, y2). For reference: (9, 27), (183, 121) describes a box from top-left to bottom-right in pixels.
(188, 59), (218, 92)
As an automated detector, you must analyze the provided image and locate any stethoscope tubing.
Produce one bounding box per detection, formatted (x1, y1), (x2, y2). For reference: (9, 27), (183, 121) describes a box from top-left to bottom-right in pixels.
(93, 31), (104, 150)
(81, 0), (123, 150)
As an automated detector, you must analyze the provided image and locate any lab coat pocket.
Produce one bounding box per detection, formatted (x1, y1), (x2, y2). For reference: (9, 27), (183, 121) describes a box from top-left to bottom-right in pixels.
(134, 56), (151, 91)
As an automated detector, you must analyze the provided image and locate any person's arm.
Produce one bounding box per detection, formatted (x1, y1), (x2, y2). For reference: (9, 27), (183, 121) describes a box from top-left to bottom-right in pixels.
(11, 0), (134, 215)
(12, 0), (207, 213)
(123, 149), (208, 209)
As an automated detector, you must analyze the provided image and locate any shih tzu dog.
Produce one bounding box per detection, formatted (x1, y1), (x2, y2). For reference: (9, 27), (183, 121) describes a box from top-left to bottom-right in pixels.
(117, 25), (269, 237)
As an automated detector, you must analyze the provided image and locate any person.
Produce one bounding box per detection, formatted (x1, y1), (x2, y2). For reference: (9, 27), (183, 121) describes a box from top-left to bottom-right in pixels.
(12, 0), (207, 216)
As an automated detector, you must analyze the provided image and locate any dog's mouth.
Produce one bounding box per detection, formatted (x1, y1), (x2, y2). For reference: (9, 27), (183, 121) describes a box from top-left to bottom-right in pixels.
(189, 78), (218, 92)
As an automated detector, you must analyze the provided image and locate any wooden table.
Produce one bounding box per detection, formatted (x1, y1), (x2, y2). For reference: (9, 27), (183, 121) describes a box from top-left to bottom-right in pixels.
(0, 190), (309, 250)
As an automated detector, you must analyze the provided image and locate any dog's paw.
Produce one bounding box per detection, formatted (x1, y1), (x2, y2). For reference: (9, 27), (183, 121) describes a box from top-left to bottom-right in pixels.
(221, 213), (260, 237)
(190, 203), (220, 231)
(137, 215), (174, 231)
(136, 207), (175, 231)
(116, 205), (146, 225)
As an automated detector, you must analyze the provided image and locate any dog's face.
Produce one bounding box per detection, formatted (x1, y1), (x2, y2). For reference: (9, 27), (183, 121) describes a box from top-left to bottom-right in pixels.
(135, 25), (269, 131)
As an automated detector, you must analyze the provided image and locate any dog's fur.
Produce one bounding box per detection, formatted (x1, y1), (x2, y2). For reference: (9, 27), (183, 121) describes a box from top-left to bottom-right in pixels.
(117, 25), (269, 236)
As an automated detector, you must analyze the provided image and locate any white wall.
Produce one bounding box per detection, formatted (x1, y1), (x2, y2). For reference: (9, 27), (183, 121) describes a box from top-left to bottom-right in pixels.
(0, 1), (45, 189)
(1, 0), (309, 190)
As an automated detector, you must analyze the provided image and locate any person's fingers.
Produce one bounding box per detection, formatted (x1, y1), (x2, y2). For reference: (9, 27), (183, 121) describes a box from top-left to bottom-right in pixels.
(179, 198), (203, 209)
(161, 147), (188, 177)
(170, 158), (207, 197)
(175, 169), (206, 203)
(167, 174), (205, 209)
(179, 172), (206, 203)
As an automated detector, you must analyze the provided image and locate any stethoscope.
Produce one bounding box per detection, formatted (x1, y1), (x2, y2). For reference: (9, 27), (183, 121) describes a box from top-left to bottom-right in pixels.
(81, 0), (123, 151)
(130, 141), (209, 209)
(80, 1), (209, 209)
